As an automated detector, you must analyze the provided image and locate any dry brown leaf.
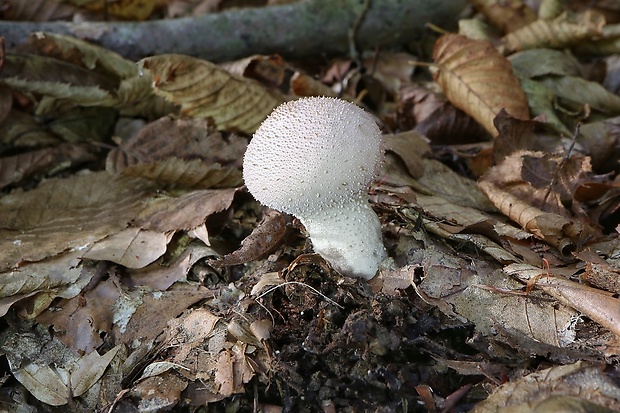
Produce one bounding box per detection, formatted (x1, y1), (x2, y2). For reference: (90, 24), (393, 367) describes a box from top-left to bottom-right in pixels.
(2, 53), (118, 107)
(70, 346), (120, 397)
(139, 54), (284, 134)
(290, 71), (338, 97)
(0, 250), (88, 307)
(432, 34), (530, 137)
(69, 0), (161, 20)
(470, 0), (537, 33)
(502, 10), (606, 53)
(478, 180), (588, 251)
(0, 143), (96, 189)
(115, 288), (215, 351)
(0, 171), (158, 272)
(125, 244), (217, 290)
(214, 210), (288, 267)
(383, 131), (430, 180)
(133, 187), (237, 234)
(219, 54), (289, 89)
(107, 116), (246, 177)
(82, 228), (172, 268)
(129, 373), (187, 410)
(29, 32), (140, 79)
(0, 0), (79, 21)
(472, 362), (620, 413)
(505, 263), (620, 337)
(123, 158), (242, 189)
(0, 110), (60, 149)
(37, 277), (121, 355)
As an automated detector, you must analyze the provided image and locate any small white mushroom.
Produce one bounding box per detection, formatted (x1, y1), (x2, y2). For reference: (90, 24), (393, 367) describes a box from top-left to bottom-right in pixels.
(242, 96), (387, 280)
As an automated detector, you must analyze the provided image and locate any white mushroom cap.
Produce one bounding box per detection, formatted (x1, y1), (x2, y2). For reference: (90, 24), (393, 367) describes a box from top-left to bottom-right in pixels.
(243, 97), (387, 279)
(243, 97), (383, 215)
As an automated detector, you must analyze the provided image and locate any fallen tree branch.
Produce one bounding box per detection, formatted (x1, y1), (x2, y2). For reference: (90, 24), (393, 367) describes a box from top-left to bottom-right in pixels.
(0, 0), (467, 62)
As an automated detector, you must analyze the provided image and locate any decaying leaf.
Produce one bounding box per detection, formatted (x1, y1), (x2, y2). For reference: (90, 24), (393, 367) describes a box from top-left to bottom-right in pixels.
(0, 143), (96, 189)
(139, 54), (284, 134)
(108, 116), (245, 188)
(0, 171), (158, 271)
(540, 75), (620, 114)
(504, 263), (620, 338)
(469, 0), (537, 33)
(70, 0), (161, 20)
(432, 34), (530, 137)
(472, 362), (620, 413)
(502, 10), (606, 53)
(213, 210), (288, 267)
(82, 228), (172, 268)
(0, 0), (79, 21)
(3, 32), (154, 113)
(132, 187), (237, 234)
(478, 180), (587, 251)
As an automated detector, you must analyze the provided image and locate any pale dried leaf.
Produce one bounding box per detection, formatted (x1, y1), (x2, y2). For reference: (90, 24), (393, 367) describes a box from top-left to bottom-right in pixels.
(11, 364), (68, 406)
(538, 0), (564, 20)
(139, 54), (284, 133)
(82, 228), (172, 268)
(432, 34), (530, 137)
(0, 171), (157, 272)
(502, 10), (606, 53)
(505, 263), (620, 337)
(469, 0), (536, 33)
(70, 346), (120, 397)
(0, 143), (96, 190)
(472, 362), (620, 413)
(133, 188), (237, 233)
(0, 0), (78, 21)
(107, 117), (247, 174)
(250, 272), (285, 296)
(122, 158), (242, 189)
(0, 250), (85, 305)
(126, 244), (217, 290)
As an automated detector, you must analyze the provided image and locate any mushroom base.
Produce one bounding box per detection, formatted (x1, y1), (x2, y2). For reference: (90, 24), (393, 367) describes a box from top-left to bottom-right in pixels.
(299, 197), (387, 280)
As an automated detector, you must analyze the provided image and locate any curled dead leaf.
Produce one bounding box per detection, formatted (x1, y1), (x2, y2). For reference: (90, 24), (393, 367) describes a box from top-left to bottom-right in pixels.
(502, 10), (606, 53)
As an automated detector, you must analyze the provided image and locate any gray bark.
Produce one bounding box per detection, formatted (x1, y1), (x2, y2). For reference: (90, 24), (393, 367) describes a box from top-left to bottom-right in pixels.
(0, 0), (467, 62)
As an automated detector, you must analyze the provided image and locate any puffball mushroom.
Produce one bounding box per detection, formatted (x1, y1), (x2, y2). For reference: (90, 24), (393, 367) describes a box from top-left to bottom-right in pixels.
(243, 96), (387, 280)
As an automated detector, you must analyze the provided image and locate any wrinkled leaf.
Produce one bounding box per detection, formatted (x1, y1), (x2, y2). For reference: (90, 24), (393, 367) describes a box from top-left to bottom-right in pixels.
(469, 0), (536, 33)
(432, 34), (529, 137)
(82, 228), (172, 268)
(502, 10), (606, 53)
(0, 171), (157, 271)
(139, 54), (284, 134)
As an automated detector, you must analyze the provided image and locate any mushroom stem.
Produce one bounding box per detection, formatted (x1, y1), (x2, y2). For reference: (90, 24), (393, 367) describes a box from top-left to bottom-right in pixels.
(299, 196), (387, 280)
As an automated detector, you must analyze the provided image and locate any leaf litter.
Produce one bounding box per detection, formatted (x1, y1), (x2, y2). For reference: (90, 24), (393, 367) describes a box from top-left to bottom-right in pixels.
(2, 1), (620, 412)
